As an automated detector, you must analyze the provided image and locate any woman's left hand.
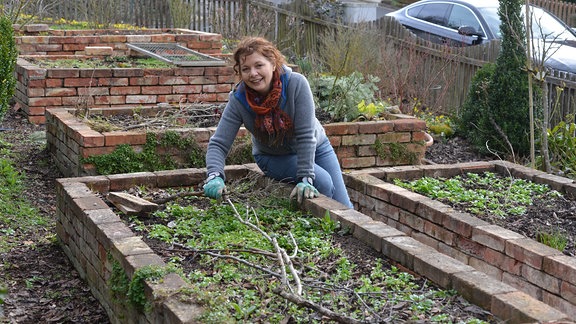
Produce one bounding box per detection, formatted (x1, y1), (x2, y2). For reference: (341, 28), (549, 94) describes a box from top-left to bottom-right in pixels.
(290, 181), (319, 204)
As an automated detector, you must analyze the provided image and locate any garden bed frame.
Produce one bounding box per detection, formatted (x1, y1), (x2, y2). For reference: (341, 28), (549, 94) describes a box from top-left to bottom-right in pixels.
(344, 160), (576, 319)
(56, 162), (572, 323)
(46, 106), (429, 177)
(15, 28), (233, 124)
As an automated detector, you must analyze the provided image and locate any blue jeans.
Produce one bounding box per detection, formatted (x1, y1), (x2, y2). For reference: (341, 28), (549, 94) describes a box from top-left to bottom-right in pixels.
(254, 139), (353, 208)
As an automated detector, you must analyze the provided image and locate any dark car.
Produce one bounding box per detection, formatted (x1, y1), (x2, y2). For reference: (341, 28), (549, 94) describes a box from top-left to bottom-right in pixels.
(386, 0), (576, 73)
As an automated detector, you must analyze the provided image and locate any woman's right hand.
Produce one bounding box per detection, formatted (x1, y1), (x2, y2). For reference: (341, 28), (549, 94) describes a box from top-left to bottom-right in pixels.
(203, 176), (226, 199)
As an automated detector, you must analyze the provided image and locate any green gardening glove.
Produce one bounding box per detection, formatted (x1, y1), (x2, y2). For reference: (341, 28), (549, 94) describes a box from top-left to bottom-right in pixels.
(290, 177), (319, 204)
(203, 175), (226, 199)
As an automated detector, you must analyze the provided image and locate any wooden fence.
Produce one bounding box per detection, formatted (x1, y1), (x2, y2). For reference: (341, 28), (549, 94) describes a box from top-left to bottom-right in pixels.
(36, 0), (576, 125)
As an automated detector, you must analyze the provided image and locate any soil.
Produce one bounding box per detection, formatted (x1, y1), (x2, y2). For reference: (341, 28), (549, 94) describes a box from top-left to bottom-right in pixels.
(0, 106), (569, 322)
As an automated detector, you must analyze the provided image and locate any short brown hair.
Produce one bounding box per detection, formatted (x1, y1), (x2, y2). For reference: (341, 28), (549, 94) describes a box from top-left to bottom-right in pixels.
(232, 36), (286, 75)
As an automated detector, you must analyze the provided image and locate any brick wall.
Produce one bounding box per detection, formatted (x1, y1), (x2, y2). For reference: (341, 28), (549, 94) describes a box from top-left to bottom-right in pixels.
(55, 164), (570, 323)
(16, 28), (223, 56)
(345, 161), (576, 319)
(14, 28), (232, 124)
(45, 107), (428, 177)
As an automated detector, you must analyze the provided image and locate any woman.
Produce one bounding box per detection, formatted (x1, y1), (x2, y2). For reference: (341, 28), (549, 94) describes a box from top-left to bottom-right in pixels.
(203, 36), (353, 208)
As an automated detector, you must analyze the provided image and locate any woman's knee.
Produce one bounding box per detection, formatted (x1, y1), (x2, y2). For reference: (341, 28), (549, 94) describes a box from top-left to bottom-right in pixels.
(313, 174), (335, 197)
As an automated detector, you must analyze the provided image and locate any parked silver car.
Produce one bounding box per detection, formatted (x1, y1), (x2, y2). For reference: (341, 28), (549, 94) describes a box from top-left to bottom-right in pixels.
(386, 0), (576, 73)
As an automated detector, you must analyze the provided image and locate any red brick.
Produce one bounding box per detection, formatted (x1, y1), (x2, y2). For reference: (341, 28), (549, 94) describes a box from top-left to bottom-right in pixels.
(393, 118), (426, 131)
(85, 46), (113, 56)
(144, 68), (174, 76)
(36, 44), (62, 52)
(64, 78), (96, 87)
(126, 35), (151, 43)
(341, 156), (375, 169)
(187, 40), (212, 49)
(130, 76), (158, 86)
(46, 88), (77, 97)
(103, 132), (147, 146)
(114, 69), (144, 77)
(99, 35), (127, 43)
(521, 265), (560, 294)
(506, 238), (563, 270)
(424, 221), (454, 245)
(173, 67), (205, 76)
(28, 97), (62, 107)
(377, 132), (411, 143)
(94, 96), (126, 105)
(20, 36), (49, 44)
(142, 86), (172, 94)
(324, 123), (358, 135)
(126, 95), (157, 104)
(110, 86), (140, 95)
(455, 236), (485, 258)
(81, 146), (116, 158)
(172, 85), (202, 94)
(28, 115), (46, 124)
(98, 78), (129, 86)
(27, 88), (45, 97)
(328, 136), (341, 147)
(189, 75), (217, 84)
(61, 44), (85, 51)
(46, 79), (63, 87)
(342, 134), (376, 146)
(47, 69), (80, 78)
(203, 84), (232, 93)
(27, 79), (46, 87)
(472, 225), (524, 252)
(159, 76), (188, 85)
(543, 255), (576, 285)
(78, 87), (109, 96)
(358, 121), (394, 134)
(204, 66), (232, 76)
(150, 34), (175, 43)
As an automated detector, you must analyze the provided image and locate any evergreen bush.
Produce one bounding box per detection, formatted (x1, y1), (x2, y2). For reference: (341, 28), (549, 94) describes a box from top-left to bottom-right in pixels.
(457, 0), (531, 157)
(0, 16), (16, 121)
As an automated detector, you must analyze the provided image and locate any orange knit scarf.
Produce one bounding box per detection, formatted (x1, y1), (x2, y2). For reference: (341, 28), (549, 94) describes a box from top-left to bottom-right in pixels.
(245, 70), (293, 147)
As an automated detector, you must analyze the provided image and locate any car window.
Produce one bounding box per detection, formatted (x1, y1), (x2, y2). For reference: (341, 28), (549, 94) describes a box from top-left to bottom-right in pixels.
(447, 5), (483, 35)
(529, 7), (576, 40)
(407, 3), (451, 26)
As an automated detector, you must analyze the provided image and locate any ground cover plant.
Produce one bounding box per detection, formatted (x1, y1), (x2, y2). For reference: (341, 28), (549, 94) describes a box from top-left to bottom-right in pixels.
(114, 177), (499, 323)
(25, 56), (174, 69)
(394, 172), (576, 255)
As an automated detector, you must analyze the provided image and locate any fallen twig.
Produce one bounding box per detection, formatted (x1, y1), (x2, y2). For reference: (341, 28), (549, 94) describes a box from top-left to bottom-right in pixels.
(272, 288), (364, 324)
(150, 191), (204, 204)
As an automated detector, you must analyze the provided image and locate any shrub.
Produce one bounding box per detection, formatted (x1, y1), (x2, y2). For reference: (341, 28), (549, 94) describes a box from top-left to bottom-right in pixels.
(0, 15), (16, 121)
(458, 0), (532, 157)
(456, 63), (495, 150)
(309, 72), (379, 122)
(546, 117), (576, 178)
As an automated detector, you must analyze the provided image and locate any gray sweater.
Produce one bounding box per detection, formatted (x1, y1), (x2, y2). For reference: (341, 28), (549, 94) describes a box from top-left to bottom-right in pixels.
(205, 66), (327, 181)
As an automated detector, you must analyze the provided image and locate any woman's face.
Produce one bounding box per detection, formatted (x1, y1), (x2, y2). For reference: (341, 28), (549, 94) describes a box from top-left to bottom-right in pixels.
(239, 52), (275, 96)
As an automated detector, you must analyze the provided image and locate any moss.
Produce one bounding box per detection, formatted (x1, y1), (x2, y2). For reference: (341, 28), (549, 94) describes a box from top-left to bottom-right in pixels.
(83, 130), (207, 175)
(373, 139), (420, 165)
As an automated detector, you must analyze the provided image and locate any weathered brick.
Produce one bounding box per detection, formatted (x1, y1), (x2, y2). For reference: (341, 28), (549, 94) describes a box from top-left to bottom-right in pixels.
(324, 122), (358, 135)
(506, 238), (563, 270)
(491, 291), (568, 323)
(472, 225), (524, 252)
(103, 132), (147, 147)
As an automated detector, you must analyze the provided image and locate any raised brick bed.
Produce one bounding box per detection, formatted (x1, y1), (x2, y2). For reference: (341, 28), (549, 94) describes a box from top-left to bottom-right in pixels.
(56, 164), (571, 323)
(14, 28), (233, 124)
(345, 161), (576, 319)
(46, 106), (429, 177)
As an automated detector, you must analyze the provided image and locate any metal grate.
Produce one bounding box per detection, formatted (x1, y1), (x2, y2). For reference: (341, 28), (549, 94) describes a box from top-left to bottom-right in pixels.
(126, 43), (226, 67)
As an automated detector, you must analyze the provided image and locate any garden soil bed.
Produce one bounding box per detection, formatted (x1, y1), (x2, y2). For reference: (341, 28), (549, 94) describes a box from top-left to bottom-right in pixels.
(1, 106), (572, 322)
